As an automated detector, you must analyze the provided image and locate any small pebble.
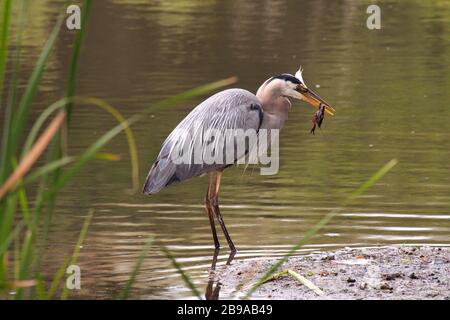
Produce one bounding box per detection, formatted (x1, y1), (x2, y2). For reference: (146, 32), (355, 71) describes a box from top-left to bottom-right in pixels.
(383, 273), (403, 281)
(380, 282), (392, 290)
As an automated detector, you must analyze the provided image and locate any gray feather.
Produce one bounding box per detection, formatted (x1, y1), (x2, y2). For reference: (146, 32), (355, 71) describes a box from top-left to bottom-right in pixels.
(143, 89), (263, 194)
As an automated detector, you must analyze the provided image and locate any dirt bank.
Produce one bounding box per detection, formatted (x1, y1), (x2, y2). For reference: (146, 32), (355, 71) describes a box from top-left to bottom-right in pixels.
(216, 246), (450, 299)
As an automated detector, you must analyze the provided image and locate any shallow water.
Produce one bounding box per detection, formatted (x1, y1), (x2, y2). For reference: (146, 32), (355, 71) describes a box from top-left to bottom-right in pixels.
(3, 0), (450, 299)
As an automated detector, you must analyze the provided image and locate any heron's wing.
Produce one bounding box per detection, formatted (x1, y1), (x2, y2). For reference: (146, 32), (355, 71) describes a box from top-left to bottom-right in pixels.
(143, 88), (263, 194)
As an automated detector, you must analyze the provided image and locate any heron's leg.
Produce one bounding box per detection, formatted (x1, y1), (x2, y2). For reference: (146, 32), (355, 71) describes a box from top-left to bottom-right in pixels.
(205, 173), (220, 249)
(205, 249), (221, 300)
(226, 250), (236, 265)
(210, 171), (236, 252)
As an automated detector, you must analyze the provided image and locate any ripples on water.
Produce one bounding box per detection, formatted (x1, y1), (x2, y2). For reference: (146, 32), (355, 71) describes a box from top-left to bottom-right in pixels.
(5, 0), (450, 298)
(45, 198), (450, 299)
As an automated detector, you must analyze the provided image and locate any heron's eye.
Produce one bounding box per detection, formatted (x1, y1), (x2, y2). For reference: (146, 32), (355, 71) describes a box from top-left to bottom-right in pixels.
(297, 84), (308, 93)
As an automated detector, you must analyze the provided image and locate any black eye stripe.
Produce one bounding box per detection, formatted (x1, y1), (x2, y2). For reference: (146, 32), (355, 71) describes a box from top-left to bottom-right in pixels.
(268, 74), (301, 84)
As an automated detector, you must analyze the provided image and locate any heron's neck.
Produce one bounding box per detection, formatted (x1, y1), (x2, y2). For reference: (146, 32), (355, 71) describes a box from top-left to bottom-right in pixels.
(257, 82), (291, 111)
(257, 95), (291, 130)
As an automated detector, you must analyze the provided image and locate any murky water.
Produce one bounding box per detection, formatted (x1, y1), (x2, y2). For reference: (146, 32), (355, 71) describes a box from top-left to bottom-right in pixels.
(4, 0), (450, 299)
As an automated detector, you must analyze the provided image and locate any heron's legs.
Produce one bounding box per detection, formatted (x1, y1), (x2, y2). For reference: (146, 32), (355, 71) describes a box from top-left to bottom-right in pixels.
(205, 173), (220, 249)
(210, 171), (236, 252)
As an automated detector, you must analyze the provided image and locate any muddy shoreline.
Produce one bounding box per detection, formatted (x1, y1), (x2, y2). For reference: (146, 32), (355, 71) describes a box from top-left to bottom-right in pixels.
(216, 246), (450, 300)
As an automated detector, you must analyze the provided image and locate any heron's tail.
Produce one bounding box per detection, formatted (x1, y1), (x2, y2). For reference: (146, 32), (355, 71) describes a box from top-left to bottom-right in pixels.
(142, 158), (177, 195)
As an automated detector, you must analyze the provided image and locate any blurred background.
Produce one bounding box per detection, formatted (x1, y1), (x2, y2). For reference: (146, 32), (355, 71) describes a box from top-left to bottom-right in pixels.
(2, 0), (450, 298)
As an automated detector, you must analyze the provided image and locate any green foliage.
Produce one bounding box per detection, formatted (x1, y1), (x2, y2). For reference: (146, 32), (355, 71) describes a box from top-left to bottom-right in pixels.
(119, 236), (154, 300)
(162, 246), (202, 300)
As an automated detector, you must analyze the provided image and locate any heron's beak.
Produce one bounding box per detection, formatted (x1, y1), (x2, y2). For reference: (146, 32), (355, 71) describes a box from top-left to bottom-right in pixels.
(296, 85), (335, 116)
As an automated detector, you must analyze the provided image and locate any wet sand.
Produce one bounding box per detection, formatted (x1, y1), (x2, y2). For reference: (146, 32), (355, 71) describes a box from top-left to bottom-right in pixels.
(216, 246), (450, 300)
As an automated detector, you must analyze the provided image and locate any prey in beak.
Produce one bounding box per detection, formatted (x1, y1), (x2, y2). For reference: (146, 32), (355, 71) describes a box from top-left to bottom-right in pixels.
(292, 65), (335, 134)
(296, 83), (335, 116)
(310, 103), (325, 135)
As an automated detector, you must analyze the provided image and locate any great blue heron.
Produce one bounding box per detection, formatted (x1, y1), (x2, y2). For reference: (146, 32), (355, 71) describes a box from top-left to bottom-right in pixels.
(143, 67), (335, 252)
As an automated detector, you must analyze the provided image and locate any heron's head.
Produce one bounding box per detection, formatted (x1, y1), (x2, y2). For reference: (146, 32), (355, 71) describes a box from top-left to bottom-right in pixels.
(257, 67), (335, 116)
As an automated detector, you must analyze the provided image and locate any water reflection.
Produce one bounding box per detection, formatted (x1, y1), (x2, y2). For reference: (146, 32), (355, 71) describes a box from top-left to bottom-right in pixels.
(205, 250), (236, 300)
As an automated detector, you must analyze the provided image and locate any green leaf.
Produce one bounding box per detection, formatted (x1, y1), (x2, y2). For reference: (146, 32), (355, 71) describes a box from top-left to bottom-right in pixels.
(119, 236), (154, 300)
(0, 0), (12, 102)
(65, 0), (92, 122)
(60, 210), (93, 300)
(19, 157), (75, 188)
(8, 12), (64, 170)
(0, 0), (28, 184)
(162, 247), (202, 300)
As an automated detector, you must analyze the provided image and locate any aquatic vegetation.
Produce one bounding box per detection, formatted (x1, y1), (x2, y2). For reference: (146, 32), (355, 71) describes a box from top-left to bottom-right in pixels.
(262, 269), (324, 296)
(0, 0), (235, 299)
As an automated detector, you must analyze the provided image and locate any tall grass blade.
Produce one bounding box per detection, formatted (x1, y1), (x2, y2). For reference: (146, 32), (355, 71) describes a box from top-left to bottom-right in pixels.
(65, 0), (92, 122)
(0, 195), (17, 283)
(10, 153), (117, 195)
(349, 159), (398, 200)
(19, 157), (75, 188)
(146, 76), (238, 114)
(0, 111), (66, 199)
(0, 222), (24, 258)
(0, 0), (28, 184)
(94, 152), (121, 161)
(6, 159), (31, 230)
(11, 159), (31, 226)
(30, 138), (64, 286)
(119, 236), (154, 300)
(46, 256), (70, 300)
(15, 230), (34, 299)
(0, 0), (12, 102)
(74, 97), (140, 192)
(60, 210), (93, 300)
(34, 275), (46, 300)
(7, 12), (64, 170)
(162, 247), (202, 300)
(21, 100), (67, 157)
(263, 269), (324, 296)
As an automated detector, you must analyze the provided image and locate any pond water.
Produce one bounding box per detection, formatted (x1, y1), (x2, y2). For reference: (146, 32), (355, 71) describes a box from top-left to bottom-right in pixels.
(5, 0), (450, 299)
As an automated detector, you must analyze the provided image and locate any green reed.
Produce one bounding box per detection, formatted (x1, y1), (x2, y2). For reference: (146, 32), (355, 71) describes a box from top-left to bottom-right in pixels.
(119, 236), (154, 300)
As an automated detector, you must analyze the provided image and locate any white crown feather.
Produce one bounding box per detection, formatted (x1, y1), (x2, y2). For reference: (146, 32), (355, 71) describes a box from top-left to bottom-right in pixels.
(294, 65), (305, 84)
